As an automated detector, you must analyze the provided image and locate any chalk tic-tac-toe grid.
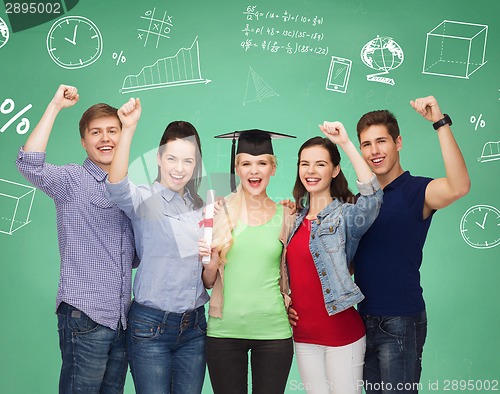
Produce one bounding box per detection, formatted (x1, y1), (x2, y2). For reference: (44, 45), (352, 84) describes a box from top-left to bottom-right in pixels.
(137, 8), (173, 48)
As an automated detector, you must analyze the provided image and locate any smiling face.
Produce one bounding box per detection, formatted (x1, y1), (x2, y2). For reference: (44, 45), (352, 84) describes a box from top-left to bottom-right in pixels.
(235, 153), (276, 197)
(80, 115), (121, 172)
(299, 146), (340, 199)
(157, 138), (197, 194)
(359, 124), (403, 184)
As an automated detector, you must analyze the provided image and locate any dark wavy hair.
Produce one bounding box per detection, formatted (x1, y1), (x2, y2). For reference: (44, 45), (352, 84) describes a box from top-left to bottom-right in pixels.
(155, 121), (203, 209)
(356, 109), (400, 142)
(292, 137), (355, 212)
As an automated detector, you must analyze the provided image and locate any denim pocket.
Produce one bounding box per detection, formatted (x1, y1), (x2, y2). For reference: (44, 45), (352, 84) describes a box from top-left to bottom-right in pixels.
(66, 311), (100, 335)
(379, 316), (406, 339)
(196, 315), (207, 335)
(414, 317), (428, 359)
(130, 319), (161, 340)
(318, 217), (345, 253)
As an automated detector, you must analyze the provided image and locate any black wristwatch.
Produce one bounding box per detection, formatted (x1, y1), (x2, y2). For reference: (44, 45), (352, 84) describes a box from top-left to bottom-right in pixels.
(433, 114), (452, 130)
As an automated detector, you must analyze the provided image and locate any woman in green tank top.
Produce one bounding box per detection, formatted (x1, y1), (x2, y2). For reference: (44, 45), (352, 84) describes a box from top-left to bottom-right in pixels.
(200, 130), (295, 394)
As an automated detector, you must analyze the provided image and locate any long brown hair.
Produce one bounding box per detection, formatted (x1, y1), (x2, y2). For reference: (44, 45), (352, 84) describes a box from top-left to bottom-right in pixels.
(155, 121), (203, 209)
(292, 137), (355, 211)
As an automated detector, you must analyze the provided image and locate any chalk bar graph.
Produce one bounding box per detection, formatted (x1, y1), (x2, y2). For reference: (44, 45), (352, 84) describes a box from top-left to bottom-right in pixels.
(121, 36), (211, 94)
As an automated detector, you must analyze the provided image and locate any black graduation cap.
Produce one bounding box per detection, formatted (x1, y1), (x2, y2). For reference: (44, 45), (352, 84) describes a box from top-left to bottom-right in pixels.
(215, 129), (296, 191)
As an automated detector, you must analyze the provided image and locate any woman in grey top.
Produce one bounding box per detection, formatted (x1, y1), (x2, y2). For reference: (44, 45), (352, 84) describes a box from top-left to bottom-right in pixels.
(105, 98), (208, 394)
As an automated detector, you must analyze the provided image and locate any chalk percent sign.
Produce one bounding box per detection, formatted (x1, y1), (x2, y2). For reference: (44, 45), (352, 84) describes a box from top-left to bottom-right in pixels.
(470, 113), (486, 131)
(1, 98), (32, 134)
(112, 50), (126, 65)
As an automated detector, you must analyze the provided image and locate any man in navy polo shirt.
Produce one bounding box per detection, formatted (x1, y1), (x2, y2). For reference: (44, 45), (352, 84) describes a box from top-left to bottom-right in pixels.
(352, 96), (470, 393)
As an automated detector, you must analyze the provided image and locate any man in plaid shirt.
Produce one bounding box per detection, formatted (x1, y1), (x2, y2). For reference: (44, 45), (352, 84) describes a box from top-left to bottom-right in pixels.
(16, 85), (137, 394)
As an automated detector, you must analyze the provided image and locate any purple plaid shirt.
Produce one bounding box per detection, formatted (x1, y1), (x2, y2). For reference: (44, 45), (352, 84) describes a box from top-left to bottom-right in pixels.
(16, 149), (135, 330)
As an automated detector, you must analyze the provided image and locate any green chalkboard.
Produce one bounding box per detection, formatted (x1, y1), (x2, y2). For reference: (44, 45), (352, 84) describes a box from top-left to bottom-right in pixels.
(1, 0), (499, 393)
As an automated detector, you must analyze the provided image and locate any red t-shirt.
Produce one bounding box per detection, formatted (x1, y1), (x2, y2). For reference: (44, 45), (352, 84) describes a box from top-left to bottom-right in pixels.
(287, 218), (365, 347)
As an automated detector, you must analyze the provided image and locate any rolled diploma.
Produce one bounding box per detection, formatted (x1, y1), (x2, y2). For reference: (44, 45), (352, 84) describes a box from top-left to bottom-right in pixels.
(202, 189), (215, 264)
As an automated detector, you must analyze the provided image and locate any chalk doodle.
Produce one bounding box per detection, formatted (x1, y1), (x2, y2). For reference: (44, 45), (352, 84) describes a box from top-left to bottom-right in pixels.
(478, 141), (500, 163)
(137, 8), (174, 48)
(326, 56), (352, 94)
(46, 16), (103, 69)
(361, 35), (404, 86)
(0, 98), (32, 135)
(0, 178), (36, 235)
(460, 205), (500, 249)
(243, 67), (279, 105)
(0, 17), (9, 49)
(241, 5), (328, 56)
(422, 20), (488, 79)
(121, 37), (211, 94)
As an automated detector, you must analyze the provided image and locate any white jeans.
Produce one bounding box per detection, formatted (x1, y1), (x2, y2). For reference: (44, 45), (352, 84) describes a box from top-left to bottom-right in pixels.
(294, 336), (366, 394)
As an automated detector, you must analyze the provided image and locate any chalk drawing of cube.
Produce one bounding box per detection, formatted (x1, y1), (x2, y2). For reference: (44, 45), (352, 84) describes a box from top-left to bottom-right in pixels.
(422, 20), (488, 79)
(0, 178), (36, 235)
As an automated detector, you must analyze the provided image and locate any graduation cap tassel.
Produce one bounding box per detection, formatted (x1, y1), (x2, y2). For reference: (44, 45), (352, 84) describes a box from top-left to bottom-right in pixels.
(230, 136), (236, 192)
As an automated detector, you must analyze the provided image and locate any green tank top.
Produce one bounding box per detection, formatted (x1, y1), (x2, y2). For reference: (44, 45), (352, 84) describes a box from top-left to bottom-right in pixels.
(208, 204), (292, 339)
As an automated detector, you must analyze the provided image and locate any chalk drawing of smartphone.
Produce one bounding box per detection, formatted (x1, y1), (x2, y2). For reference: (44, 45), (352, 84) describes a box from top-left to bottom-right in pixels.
(326, 56), (352, 93)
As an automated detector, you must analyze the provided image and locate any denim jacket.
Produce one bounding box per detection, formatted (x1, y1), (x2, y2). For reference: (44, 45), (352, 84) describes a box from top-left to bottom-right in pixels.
(287, 175), (383, 316)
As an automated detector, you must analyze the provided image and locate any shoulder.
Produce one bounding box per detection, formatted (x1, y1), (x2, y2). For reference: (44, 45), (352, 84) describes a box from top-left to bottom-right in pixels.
(391, 172), (432, 198)
(403, 172), (433, 186)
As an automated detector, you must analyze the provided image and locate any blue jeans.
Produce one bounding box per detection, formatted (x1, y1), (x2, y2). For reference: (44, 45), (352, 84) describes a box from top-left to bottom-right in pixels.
(57, 302), (128, 394)
(361, 311), (427, 394)
(127, 300), (207, 394)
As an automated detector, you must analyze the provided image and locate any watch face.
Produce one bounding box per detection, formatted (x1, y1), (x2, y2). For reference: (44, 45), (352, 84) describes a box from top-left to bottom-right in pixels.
(433, 114), (452, 130)
(460, 205), (500, 249)
(46, 16), (103, 69)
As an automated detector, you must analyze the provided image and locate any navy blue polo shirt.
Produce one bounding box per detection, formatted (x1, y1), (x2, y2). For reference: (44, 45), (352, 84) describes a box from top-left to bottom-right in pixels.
(353, 171), (434, 316)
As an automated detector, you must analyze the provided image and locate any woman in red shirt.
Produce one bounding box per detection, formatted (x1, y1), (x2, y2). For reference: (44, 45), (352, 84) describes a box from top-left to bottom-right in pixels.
(286, 122), (382, 394)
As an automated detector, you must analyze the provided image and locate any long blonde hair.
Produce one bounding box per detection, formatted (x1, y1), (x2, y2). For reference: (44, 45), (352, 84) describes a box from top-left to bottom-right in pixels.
(211, 153), (277, 264)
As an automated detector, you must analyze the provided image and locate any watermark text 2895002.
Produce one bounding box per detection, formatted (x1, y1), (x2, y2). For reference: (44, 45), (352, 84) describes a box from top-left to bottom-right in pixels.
(5, 2), (61, 14)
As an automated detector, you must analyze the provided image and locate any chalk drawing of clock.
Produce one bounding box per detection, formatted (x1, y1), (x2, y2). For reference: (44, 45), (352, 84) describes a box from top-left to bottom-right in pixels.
(460, 205), (500, 249)
(46, 16), (103, 69)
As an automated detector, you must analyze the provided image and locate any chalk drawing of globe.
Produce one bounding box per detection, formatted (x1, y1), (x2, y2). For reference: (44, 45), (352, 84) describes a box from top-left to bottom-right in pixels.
(361, 36), (404, 72)
(0, 17), (9, 49)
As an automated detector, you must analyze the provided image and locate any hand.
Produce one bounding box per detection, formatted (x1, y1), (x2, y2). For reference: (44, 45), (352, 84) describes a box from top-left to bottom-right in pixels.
(288, 304), (299, 327)
(118, 98), (142, 129)
(279, 199), (296, 214)
(198, 239), (220, 270)
(410, 96), (444, 123)
(198, 238), (211, 258)
(319, 121), (350, 145)
(64, 24), (78, 45)
(51, 84), (79, 109)
(213, 197), (226, 216)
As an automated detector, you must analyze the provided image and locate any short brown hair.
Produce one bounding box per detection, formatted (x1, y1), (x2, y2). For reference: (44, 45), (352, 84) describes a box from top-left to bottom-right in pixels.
(79, 103), (120, 138)
(356, 110), (400, 142)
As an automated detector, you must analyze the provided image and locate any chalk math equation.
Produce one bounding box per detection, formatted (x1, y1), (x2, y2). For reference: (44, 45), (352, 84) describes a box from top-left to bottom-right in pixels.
(241, 5), (328, 56)
(241, 39), (329, 56)
(243, 6), (324, 26)
(242, 25), (325, 42)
